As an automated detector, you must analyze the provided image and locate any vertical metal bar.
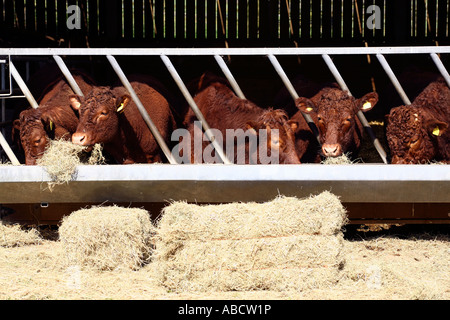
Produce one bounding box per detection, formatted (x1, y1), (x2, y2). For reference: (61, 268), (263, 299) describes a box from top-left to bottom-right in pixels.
(53, 55), (85, 96)
(430, 52), (450, 87)
(106, 55), (178, 164)
(9, 60), (39, 109)
(214, 55), (246, 99)
(375, 53), (412, 105)
(160, 54), (233, 165)
(267, 54), (320, 144)
(322, 54), (388, 164)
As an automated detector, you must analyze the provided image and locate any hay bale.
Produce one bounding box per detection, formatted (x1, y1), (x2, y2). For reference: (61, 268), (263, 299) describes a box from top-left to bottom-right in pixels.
(152, 191), (348, 292)
(58, 205), (155, 271)
(37, 139), (104, 191)
(0, 222), (42, 247)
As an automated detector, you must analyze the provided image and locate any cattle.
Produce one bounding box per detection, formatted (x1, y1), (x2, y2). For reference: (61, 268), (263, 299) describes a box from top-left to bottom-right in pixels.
(181, 73), (301, 164)
(70, 76), (177, 164)
(12, 74), (94, 165)
(385, 78), (449, 164)
(294, 80), (378, 159)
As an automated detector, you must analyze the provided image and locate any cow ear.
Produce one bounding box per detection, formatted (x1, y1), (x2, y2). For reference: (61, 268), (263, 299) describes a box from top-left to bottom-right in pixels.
(69, 95), (83, 111)
(41, 114), (55, 133)
(426, 119), (447, 137)
(116, 95), (131, 113)
(246, 121), (259, 135)
(288, 119), (299, 132)
(358, 92), (378, 112)
(295, 97), (316, 114)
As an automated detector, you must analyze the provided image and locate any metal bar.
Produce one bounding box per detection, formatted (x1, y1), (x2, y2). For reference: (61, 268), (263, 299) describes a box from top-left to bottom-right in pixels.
(0, 164), (449, 203)
(214, 55), (246, 99)
(1, 46), (450, 56)
(160, 54), (233, 165)
(430, 52), (450, 87)
(106, 55), (178, 164)
(322, 54), (388, 164)
(376, 53), (412, 105)
(52, 55), (85, 96)
(0, 131), (20, 165)
(9, 60), (39, 109)
(267, 54), (320, 144)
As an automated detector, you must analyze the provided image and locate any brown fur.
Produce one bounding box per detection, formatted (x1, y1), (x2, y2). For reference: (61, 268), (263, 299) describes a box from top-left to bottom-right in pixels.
(72, 79), (177, 164)
(295, 82), (378, 159)
(386, 79), (449, 164)
(182, 75), (300, 164)
(13, 74), (93, 165)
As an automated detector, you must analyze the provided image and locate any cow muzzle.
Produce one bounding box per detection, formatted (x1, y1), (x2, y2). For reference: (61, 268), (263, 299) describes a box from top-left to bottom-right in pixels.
(72, 132), (90, 146)
(322, 144), (342, 157)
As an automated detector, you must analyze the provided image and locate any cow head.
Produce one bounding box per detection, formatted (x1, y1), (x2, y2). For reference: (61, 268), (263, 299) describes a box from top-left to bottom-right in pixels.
(295, 88), (377, 157)
(71, 87), (131, 147)
(386, 106), (447, 164)
(13, 109), (54, 165)
(246, 109), (301, 164)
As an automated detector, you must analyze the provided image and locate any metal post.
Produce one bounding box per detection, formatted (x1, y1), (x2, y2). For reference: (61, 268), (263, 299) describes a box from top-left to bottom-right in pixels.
(106, 55), (178, 164)
(0, 131), (20, 165)
(375, 54), (412, 105)
(267, 54), (320, 144)
(9, 61), (39, 109)
(53, 55), (85, 96)
(214, 55), (246, 99)
(430, 53), (450, 88)
(322, 54), (388, 164)
(160, 54), (232, 164)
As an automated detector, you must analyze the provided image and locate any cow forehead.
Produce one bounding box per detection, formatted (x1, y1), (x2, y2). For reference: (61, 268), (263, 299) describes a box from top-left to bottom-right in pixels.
(316, 90), (356, 115)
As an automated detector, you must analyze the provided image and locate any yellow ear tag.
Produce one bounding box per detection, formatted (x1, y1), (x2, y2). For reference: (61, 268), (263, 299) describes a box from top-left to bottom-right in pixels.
(117, 102), (125, 113)
(306, 107), (313, 112)
(49, 120), (53, 130)
(362, 102), (372, 110)
(432, 126), (440, 136)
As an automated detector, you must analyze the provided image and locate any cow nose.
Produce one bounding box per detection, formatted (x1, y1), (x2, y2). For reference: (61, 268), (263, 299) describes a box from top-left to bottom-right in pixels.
(322, 144), (341, 157)
(72, 132), (87, 146)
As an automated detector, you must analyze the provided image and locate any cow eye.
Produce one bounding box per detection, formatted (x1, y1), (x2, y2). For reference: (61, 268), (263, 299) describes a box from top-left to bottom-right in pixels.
(410, 137), (419, 146)
(101, 110), (108, 116)
(33, 138), (42, 146)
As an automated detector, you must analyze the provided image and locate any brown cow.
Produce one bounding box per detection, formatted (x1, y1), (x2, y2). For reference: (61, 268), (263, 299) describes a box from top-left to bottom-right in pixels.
(295, 83), (378, 158)
(385, 78), (449, 164)
(180, 73), (300, 164)
(70, 77), (177, 164)
(13, 74), (94, 165)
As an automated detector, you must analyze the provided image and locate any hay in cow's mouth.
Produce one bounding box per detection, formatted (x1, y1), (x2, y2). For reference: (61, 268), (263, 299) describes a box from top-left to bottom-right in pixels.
(37, 139), (105, 191)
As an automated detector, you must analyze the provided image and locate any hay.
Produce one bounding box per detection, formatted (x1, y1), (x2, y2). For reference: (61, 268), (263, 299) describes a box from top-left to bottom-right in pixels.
(37, 139), (105, 191)
(321, 153), (354, 164)
(152, 191), (348, 292)
(58, 205), (156, 271)
(0, 221), (42, 247)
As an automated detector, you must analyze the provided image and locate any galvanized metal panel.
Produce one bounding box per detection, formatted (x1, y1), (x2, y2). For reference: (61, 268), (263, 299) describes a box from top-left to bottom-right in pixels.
(0, 164), (448, 204)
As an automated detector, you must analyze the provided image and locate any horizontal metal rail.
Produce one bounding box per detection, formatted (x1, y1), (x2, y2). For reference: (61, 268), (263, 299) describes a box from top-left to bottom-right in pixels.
(1, 46), (450, 56)
(0, 164), (448, 204)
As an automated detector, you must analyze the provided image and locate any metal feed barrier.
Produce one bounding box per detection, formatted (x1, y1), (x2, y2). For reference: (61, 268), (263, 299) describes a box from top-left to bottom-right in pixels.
(0, 47), (449, 223)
